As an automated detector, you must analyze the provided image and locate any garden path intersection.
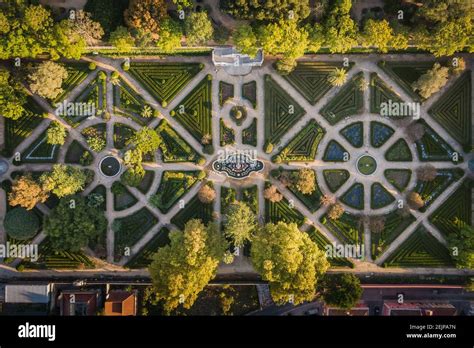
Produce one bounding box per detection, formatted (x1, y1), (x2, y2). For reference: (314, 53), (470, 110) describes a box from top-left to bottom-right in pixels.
(0, 53), (473, 278)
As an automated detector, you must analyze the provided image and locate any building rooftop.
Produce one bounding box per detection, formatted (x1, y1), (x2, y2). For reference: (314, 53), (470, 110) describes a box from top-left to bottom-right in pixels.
(5, 284), (51, 304)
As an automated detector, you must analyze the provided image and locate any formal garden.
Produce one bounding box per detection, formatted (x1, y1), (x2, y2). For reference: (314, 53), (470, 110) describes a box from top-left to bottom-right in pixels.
(0, 0), (472, 313)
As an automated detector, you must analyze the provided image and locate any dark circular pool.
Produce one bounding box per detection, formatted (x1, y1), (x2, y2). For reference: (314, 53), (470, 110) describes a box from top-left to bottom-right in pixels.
(99, 156), (121, 177)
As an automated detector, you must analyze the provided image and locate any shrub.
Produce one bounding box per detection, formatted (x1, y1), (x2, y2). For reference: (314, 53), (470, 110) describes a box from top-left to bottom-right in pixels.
(122, 61), (130, 71)
(328, 203), (344, 220)
(89, 62), (97, 70)
(264, 141), (274, 154)
(161, 100), (168, 108)
(4, 207), (40, 240)
(111, 181), (126, 195)
(407, 191), (424, 209)
(203, 144), (214, 154)
(198, 183), (216, 203)
(197, 157), (206, 166)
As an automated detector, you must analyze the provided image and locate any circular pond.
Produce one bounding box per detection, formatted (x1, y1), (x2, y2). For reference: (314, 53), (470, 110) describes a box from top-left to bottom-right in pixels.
(99, 156), (121, 177)
(357, 155), (377, 175)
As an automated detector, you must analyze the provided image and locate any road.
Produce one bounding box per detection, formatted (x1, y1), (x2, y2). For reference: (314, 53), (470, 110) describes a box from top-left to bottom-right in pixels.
(250, 285), (474, 316)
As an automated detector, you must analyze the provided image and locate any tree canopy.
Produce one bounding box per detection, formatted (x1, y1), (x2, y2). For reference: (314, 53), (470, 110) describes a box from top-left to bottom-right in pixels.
(44, 195), (107, 252)
(318, 273), (363, 309)
(251, 222), (329, 305)
(40, 164), (87, 198)
(223, 201), (257, 247)
(447, 224), (474, 269)
(184, 12), (214, 46)
(0, 69), (26, 120)
(8, 174), (49, 210)
(148, 219), (227, 313)
(29, 61), (68, 100)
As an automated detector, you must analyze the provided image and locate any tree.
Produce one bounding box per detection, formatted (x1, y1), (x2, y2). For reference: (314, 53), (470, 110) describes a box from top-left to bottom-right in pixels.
(447, 224), (473, 269)
(361, 19), (398, 53)
(318, 273), (362, 309)
(320, 194), (335, 207)
(306, 23), (325, 53)
(406, 191), (424, 210)
(148, 219), (227, 313)
(40, 164), (87, 198)
(416, 0), (472, 57)
(369, 216), (386, 234)
(121, 164), (145, 187)
(172, 0), (193, 11)
(198, 183), (216, 204)
(29, 61), (68, 100)
(327, 67), (348, 87)
(46, 121), (67, 145)
(292, 168), (315, 195)
(156, 18), (182, 53)
(264, 185), (283, 203)
(221, 0), (310, 21)
(8, 174), (49, 210)
(124, 0), (167, 38)
(184, 12), (214, 46)
(71, 10), (104, 45)
(251, 222), (329, 305)
(50, 20), (87, 60)
(4, 207), (40, 240)
(233, 25), (258, 58)
(223, 201), (257, 247)
(324, 0), (358, 53)
(129, 127), (161, 154)
(0, 69), (27, 120)
(109, 26), (135, 53)
(412, 63), (449, 99)
(328, 203), (344, 220)
(416, 165), (437, 182)
(406, 122), (426, 142)
(44, 195), (107, 252)
(259, 20), (308, 74)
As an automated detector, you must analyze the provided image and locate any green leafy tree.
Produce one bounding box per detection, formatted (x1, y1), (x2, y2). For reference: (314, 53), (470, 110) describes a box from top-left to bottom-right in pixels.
(44, 195), (107, 252)
(418, 17), (472, 57)
(221, 0), (310, 21)
(29, 61), (68, 100)
(50, 20), (86, 60)
(233, 25), (258, 58)
(184, 12), (214, 46)
(306, 23), (325, 53)
(324, 0), (358, 53)
(47, 121), (67, 145)
(129, 127), (162, 154)
(447, 224), (474, 269)
(148, 219), (227, 313)
(121, 164), (145, 187)
(318, 273), (363, 309)
(156, 18), (182, 53)
(259, 20), (308, 74)
(110, 26), (135, 53)
(40, 164), (87, 198)
(172, 0), (193, 10)
(251, 222), (329, 305)
(0, 69), (26, 120)
(361, 19), (404, 53)
(223, 201), (257, 247)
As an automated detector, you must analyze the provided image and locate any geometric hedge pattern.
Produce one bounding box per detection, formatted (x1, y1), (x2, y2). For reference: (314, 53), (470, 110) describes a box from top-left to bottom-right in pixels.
(128, 62), (202, 104)
(172, 76), (213, 144)
(277, 119), (325, 161)
(264, 74), (306, 145)
(370, 72), (404, 114)
(429, 182), (472, 237)
(428, 71), (472, 147)
(283, 61), (352, 105)
(320, 72), (364, 125)
(383, 226), (454, 267)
